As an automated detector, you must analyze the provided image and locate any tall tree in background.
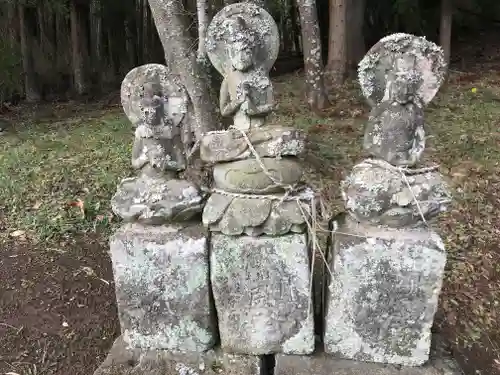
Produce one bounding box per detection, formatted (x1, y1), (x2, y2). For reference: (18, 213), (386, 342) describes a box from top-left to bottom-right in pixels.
(18, 4), (40, 102)
(346, 0), (365, 74)
(440, 0), (453, 67)
(325, 0), (346, 85)
(70, 0), (90, 94)
(296, 0), (329, 112)
(147, 0), (221, 138)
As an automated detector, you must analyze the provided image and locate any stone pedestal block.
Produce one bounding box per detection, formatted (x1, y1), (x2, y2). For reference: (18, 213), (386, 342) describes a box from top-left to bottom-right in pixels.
(324, 216), (447, 366)
(110, 223), (216, 351)
(94, 336), (261, 375)
(210, 233), (315, 355)
(275, 349), (462, 375)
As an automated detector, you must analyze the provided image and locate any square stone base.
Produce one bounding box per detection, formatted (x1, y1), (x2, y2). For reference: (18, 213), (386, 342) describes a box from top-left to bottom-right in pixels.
(210, 233), (315, 355)
(275, 348), (462, 375)
(93, 335), (261, 375)
(324, 216), (447, 366)
(110, 223), (216, 351)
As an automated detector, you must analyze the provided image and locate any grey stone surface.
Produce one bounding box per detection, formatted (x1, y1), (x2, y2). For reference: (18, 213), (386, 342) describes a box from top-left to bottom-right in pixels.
(121, 63), (190, 131)
(202, 190), (312, 236)
(110, 223), (216, 351)
(357, 34), (446, 167)
(363, 76), (426, 167)
(324, 216), (447, 366)
(111, 177), (205, 224)
(112, 64), (204, 223)
(341, 159), (451, 228)
(199, 126), (306, 163)
(212, 157), (303, 194)
(94, 336), (261, 375)
(274, 349), (463, 375)
(358, 33), (447, 108)
(206, 3), (279, 130)
(210, 233), (315, 355)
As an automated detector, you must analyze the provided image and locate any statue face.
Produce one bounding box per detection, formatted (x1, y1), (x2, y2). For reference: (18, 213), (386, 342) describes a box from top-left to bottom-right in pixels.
(229, 42), (253, 71)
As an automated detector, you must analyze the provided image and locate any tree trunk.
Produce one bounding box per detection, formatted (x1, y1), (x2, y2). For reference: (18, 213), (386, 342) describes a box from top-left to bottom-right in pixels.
(197, 0), (209, 62)
(6, 2), (19, 48)
(345, 0), (365, 74)
(440, 0), (453, 67)
(296, 0), (329, 112)
(147, 0), (221, 138)
(290, 1), (301, 54)
(18, 5), (41, 102)
(325, 0), (347, 85)
(90, 0), (103, 86)
(70, 0), (89, 95)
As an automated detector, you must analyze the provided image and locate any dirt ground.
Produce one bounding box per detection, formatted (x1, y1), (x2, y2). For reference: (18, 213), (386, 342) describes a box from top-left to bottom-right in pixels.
(0, 235), (119, 375)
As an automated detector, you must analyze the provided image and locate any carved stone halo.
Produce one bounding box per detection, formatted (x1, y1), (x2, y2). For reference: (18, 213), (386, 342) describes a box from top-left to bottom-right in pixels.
(358, 33), (447, 107)
(121, 63), (188, 127)
(206, 2), (279, 75)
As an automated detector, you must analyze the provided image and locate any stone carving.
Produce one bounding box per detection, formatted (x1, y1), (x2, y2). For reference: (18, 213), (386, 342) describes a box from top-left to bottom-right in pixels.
(111, 64), (204, 224)
(200, 126), (306, 163)
(201, 3), (315, 355)
(206, 2), (279, 130)
(325, 33), (452, 367)
(104, 64), (216, 354)
(342, 160), (450, 228)
(359, 34), (446, 167)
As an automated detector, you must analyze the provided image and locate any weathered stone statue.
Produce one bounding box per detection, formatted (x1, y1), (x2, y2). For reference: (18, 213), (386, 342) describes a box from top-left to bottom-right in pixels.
(363, 69), (426, 166)
(202, 2), (316, 356)
(324, 33), (452, 367)
(102, 64), (216, 360)
(111, 64), (203, 224)
(208, 7), (277, 131)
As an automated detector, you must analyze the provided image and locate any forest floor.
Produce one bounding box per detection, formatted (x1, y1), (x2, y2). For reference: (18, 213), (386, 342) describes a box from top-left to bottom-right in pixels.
(1, 44), (500, 375)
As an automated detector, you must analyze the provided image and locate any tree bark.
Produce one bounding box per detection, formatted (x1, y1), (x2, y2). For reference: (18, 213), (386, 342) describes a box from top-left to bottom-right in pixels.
(147, 0), (221, 138)
(325, 0), (347, 85)
(70, 0), (89, 95)
(18, 4), (40, 102)
(296, 0), (329, 112)
(290, 1), (301, 54)
(196, 0), (209, 62)
(440, 0), (453, 67)
(345, 0), (365, 74)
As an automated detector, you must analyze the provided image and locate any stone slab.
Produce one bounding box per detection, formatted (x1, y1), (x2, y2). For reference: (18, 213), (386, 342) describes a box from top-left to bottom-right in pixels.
(210, 233), (315, 355)
(275, 350), (463, 375)
(110, 223), (216, 351)
(93, 335), (261, 375)
(324, 216), (447, 366)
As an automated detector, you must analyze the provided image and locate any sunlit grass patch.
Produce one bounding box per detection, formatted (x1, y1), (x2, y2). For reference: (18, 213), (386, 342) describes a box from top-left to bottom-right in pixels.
(0, 112), (132, 241)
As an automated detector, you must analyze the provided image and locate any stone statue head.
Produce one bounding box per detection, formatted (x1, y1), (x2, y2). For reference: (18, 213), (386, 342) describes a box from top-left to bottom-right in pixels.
(358, 33), (447, 108)
(206, 3), (279, 76)
(225, 16), (255, 72)
(121, 64), (189, 129)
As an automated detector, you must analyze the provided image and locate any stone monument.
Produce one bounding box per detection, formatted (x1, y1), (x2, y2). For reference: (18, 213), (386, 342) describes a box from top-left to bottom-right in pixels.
(107, 63), (216, 354)
(324, 33), (452, 366)
(93, 8), (464, 374)
(201, 2), (316, 356)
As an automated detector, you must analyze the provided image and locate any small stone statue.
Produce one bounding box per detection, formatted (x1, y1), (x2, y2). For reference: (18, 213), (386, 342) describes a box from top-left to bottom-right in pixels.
(132, 82), (186, 178)
(206, 3), (279, 131)
(112, 64), (204, 224)
(363, 70), (425, 167)
(219, 16), (273, 130)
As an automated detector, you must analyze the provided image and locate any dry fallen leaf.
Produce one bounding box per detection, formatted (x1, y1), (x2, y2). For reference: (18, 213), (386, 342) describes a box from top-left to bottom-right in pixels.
(68, 199), (85, 217)
(9, 230), (26, 238)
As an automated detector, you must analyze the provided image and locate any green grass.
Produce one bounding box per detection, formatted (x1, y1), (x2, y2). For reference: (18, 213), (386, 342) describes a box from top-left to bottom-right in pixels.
(0, 111), (132, 241)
